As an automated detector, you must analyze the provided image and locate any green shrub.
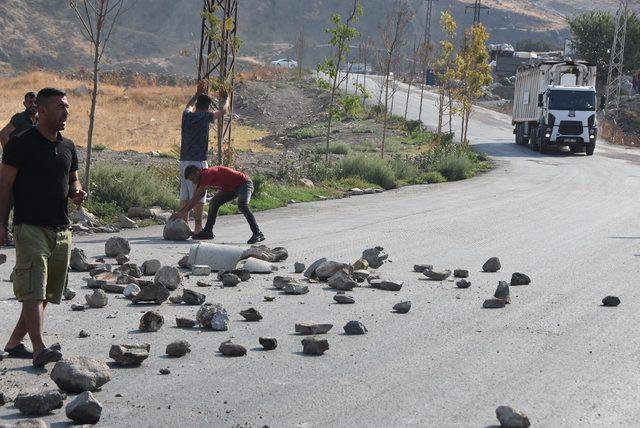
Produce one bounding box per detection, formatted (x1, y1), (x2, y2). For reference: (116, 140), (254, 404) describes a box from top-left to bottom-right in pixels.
(338, 94), (364, 119)
(324, 176), (376, 190)
(251, 173), (267, 197)
(83, 199), (122, 223)
(405, 120), (423, 134)
(335, 155), (397, 190)
(289, 127), (324, 139)
(434, 155), (475, 181)
(93, 144), (107, 152)
(89, 162), (179, 212)
(419, 171), (447, 184)
(388, 156), (418, 182)
(316, 142), (349, 155)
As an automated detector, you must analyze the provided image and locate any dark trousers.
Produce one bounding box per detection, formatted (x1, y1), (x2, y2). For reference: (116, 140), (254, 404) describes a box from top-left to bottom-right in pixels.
(204, 180), (260, 234)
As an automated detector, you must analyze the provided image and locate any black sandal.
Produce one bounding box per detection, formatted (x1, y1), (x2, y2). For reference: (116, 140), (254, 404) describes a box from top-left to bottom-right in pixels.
(4, 343), (33, 359)
(32, 347), (62, 368)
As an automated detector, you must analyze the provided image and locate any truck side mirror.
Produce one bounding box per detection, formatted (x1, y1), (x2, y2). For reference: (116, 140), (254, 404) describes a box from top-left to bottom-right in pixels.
(599, 95), (607, 111)
(537, 94), (544, 107)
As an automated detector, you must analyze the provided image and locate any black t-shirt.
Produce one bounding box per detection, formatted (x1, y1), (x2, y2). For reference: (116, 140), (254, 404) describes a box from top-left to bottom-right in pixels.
(2, 127), (78, 227)
(9, 110), (36, 136)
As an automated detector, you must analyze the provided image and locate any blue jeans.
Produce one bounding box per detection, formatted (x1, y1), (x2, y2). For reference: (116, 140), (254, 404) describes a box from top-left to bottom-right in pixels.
(203, 180), (260, 234)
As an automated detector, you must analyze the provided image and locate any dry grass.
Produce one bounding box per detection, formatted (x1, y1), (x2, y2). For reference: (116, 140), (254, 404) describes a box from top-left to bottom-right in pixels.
(0, 71), (266, 153)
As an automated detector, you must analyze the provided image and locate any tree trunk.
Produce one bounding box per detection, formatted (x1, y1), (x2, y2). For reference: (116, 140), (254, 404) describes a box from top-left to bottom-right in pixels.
(84, 32), (102, 196)
(404, 75), (412, 121)
(419, 69), (425, 123)
(324, 77), (338, 163)
(381, 63), (391, 159)
(448, 89), (453, 134)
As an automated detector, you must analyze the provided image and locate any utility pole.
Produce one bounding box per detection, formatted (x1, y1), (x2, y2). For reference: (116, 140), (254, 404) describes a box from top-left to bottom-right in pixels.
(197, 0), (239, 166)
(465, 0), (489, 26)
(604, 0), (629, 141)
(418, 0), (438, 123)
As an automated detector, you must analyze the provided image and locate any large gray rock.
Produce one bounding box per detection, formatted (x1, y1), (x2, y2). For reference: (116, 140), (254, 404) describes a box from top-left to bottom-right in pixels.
(166, 340), (191, 357)
(456, 279), (472, 289)
(483, 257), (501, 272)
(139, 311), (164, 332)
(303, 257), (327, 279)
(123, 283), (140, 299)
(118, 263), (142, 278)
(71, 207), (99, 226)
(50, 357), (111, 393)
(294, 262), (305, 273)
(14, 391), (64, 416)
(101, 283), (125, 294)
(127, 206), (159, 219)
(393, 301), (411, 313)
(483, 298), (507, 309)
(182, 289), (206, 305)
(602, 295), (621, 307)
(259, 337), (278, 350)
(315, 261), (352, 281)
(154, 266), (182, 290)
(273, 276), (296, 290)
(109, 344), (150, 366)
(163, 219), (192, 241)
(301, 337), (329, 355)
(453, 269), (469, 278)
(218, 341), (247, 357)
(240, 308), (263, 321)
(361, 246), (388, 268)
(327, 270), (356, 291)
(196, 303), (229, 331)
(116, 253), (130, 265)
(413, 264), (433, 273)
(70, 248), (93, 272)
(104, 237), (130, 257)
(494, 281), (511, 303)
(295, 322), (333, 335)
(496, 405), (531, 428)
(334, 293), (355, 304)
(141, 259), (161, 276)
(216, 269), (251, 282)
(236, 257), (276, 273)
(85, 290), (108, 308)
(510, 272), (531, 286)
(132, 283), (170, 304)
(175, 317), (197, 328)
(116, 214), (137, 229)
(221, 273), (241, 287)
(423, 269), (451, 281)
(241, 245), (288, 262)
(343, 320), (367, 335)
(283, 283), (309, 295)
(65, 391), (102, 425)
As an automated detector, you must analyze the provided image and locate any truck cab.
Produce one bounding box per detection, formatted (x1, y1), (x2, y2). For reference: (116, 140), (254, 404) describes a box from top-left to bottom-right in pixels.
(537, 86), (598, 155)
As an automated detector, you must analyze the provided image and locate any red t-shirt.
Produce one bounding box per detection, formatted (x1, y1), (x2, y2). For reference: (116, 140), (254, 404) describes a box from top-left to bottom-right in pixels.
(199, 166), (249, 192)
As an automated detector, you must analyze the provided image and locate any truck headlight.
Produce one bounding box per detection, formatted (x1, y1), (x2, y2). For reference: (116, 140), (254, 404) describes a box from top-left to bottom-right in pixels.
(545, 133), (551, 138)
(590, 134), (595, 140)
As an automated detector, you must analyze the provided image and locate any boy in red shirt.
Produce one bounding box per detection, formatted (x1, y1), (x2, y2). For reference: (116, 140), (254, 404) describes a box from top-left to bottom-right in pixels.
(171, 165), (265, 244)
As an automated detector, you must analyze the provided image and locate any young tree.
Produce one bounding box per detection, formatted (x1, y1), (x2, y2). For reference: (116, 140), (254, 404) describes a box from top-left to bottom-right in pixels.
(294, 27), (307, 79)
(434, 11), (457, 138)
(69, 0), (127, 195)
(404, 38), (419, 121)
(455, 24), (492, 144)
(379, 0), (414, 159)
(317, 0), (363, 162)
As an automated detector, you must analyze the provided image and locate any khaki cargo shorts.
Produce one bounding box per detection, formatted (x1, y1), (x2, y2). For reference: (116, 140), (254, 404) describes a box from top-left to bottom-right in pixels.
(13, 224), (72, 304)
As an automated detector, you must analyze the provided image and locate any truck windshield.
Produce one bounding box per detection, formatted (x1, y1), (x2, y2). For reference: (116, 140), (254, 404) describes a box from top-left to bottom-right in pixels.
(548, 90), (596, 111)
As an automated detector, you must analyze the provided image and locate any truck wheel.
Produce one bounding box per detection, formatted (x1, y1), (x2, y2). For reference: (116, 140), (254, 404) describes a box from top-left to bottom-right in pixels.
(515, 124), (522, 145)
(586, 143), (595, 156)
(538, 141), (547, 154)
(530, 127), (539, 151)
(570, 146), (584, 154)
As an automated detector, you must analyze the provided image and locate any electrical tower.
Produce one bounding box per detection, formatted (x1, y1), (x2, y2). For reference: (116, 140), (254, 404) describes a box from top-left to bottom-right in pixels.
(197, 0), (239, 165)
(465, 0), (489, 26)
(604, 0), (629, 127)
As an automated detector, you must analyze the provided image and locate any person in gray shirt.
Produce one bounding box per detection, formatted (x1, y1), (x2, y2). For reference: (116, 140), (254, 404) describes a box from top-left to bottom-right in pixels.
(179, 81), (229, 233)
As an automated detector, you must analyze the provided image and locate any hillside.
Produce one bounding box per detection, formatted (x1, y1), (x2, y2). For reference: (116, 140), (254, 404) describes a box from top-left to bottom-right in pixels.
(0, 0), (636, 76)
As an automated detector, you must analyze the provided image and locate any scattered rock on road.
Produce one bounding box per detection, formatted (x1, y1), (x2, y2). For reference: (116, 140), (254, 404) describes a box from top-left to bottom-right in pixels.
(494, 281), (511, 303)
(602, 296), (621, 307)
(118, 262), (142, 278)
(154, 266), (182, 290)
(259, 337), (278, 350)
(456, 279), (471, 289)
(241, 245), (288, 263)
(71, 304), (86, 311)
(295, 322), (333, 335)
(191, 265), (211, 276)
(63, 288), (76, 301)
(283, 283), (309, 295)
(50, 357), (111, 393)
(139, 311), (164, 332)
(352, 258), (369, 271)
(109, 344), (150, 366)
(343, 320), (367, 335)
(413, 264), (433, 273)
(454, 269), (469, 278)
(510, 272), (531, 286)
(78, 330), (90, 338)
(196, 303), (229, 331)
(85, 290), (108, 308)
(218, 341), (247, 357)
(65, 391), (102, 425)
(182, 289), (206, 305)
(369, 279), (403, 291)
(14, 391), (65, 416)
(352, 269), (370, 282)
(483, 257), (501, 272)
(423, 269), (451, 281)
(327, 270), (356, 291)
(361, 246), (388, 268)
(316, 261), (352, 281)
(496, 405), (531, 428)
(123, 283), (140, 299)
(176, 317), (196, 328)
(483, 298), (507, 309)
(163, 219), (192, 241)
(217, 269), (251, 282)
(115, 253), (130, 266)
(301, 337), (329, 356)
(294, 262), (305, 273)
(303, 258), (327, 279)
(105, 236), (130, 257)
(221, 273), (241, 287)
(132, 283), (170, 304)
(334, 293), (355, 304)
(141, 259), (162, 276)
(70, 248), (93, 272)
(240, 308), (263, 321)
(393, 301), (411, 313)
(159, 368), (171, 375)
(166, 340), (191, 357)
(273, 276), (296, 290)
(116, 215), (137, 229)
(101, 283), (125, 294)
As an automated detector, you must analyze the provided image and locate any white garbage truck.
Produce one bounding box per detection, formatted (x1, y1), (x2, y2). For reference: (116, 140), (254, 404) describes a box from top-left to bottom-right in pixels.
(512, 60), (601, 155)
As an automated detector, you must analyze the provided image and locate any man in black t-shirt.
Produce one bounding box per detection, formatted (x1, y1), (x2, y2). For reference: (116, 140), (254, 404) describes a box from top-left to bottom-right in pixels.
(0, 92), (37, 147)
(0, 88), (87, 367)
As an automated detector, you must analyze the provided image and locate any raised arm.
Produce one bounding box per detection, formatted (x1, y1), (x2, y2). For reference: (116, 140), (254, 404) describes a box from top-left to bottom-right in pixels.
(212, 88), (231, 120)
(171, 185), (207, 220)
(0, 123), (15, 148)
(185, 80), (209, 112)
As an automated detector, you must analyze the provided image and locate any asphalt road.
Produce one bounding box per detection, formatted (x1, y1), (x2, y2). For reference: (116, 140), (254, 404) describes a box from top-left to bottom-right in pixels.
(2, 76), (640, 427)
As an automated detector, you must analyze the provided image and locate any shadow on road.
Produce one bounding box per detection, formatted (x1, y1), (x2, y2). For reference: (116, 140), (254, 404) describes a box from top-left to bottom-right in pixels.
(473, 142), (586, 159)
